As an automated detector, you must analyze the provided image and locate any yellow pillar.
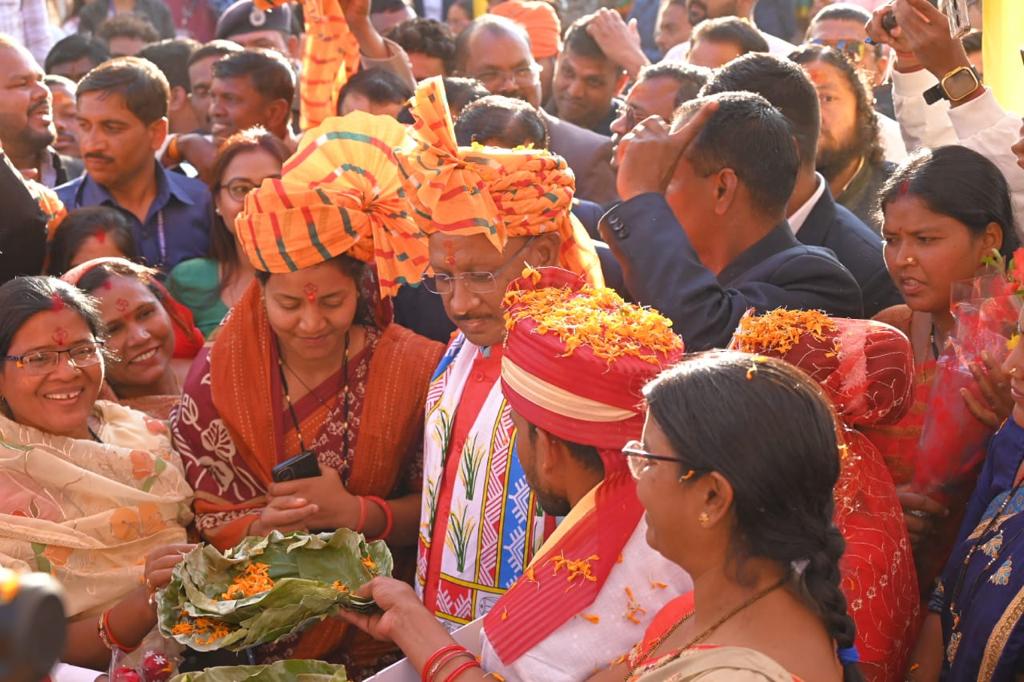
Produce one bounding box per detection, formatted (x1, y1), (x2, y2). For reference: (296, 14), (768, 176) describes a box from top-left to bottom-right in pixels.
(982, 0), (1024, 114)
(473, 0), (489, 19)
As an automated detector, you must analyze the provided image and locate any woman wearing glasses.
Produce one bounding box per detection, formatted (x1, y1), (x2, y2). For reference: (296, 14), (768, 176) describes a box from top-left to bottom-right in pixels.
(0, 276), (194, 667)
(62, 258), (205, 420)
(167, 128), (289, 338)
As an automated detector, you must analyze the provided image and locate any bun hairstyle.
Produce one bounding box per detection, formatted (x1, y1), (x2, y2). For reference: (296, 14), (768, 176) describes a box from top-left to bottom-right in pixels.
(643, 351), (862, 681)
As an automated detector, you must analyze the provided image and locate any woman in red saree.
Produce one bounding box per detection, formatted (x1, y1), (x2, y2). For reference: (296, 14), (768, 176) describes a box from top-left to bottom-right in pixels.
(730, 310), (919, 682)
(170, 112), (443, 676)
(865, 146), (1019, 595)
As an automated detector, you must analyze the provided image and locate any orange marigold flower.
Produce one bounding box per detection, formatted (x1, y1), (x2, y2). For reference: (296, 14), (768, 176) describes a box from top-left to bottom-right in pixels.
(362, 556), (378, 573)
(581, 613), (600, 624)
(732, 309), (838, 356)
(503, 281), (682, 365)
(220, 562), (274, 600)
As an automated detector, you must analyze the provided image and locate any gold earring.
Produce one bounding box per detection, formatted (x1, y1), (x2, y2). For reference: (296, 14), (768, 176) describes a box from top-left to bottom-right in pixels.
(698, 511), (710, 527)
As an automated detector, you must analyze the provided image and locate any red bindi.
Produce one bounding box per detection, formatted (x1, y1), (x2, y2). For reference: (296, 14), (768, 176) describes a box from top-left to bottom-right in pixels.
(898, 179), (911, 196)
(115, 298), (130, 313)
(303, 283), (318, 302)
(443, 241), (456, 267)
(49, 293), (65, 311)
(92, 229), (107, 244)
(52, 327), (69, 345)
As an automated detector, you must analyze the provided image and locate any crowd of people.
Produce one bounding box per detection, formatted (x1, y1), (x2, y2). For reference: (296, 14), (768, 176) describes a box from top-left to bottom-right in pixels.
(0, 0), (1022, 680)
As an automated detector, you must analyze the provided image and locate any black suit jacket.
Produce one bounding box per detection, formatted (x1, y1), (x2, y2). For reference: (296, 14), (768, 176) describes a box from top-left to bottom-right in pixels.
(0, 154), (48, 284)
(599, 193), (863, 351)
(797, 186), (902, 318)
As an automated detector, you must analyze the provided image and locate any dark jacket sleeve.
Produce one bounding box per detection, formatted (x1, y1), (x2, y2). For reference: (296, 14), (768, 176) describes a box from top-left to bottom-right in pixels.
(0, 154), (48, 284)
(600, 193), (862, 350)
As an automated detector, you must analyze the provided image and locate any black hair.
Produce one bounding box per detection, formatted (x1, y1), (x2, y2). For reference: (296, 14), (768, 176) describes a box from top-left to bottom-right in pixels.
(138, 38), (200, 92)
(387, 18), (457, 74)
(254, 254), (375, 327)
(371, 0), (410, 13)
(636, 62), (711, 108)
(962, 30), (982, 54)
(208, 127), (289, 291)
(186, 39), (244, 69)
(336, 68), (414, 115)
(674, 92), (799, 219)
(97, 14), (162, 46)
(691, 17), (770, 56)
(46, 207), (138, 276)
(701, 52), (819, 167)
(790, 44), (885, 169)
(644, 351), (862, 682)
(76, 56), (169, 125)
(44, 34), (109, 76)
(879, 146), (1021, 260)
(453, 16), (531, 74)
(0, 277), (104, 360)
(43, 73), (77, 94)
(75, 258), (160, 297)
(563, 16), (620, 72)
(211, 49), (296, 104)
(443, 76), (490, 116)
(809, 2), (871, 26)
(454, 95), (549, 148)
(525, 423), (604, 475)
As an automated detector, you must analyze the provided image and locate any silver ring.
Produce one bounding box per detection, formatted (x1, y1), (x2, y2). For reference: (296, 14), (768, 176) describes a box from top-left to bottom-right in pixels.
(908, 509), (929, 519)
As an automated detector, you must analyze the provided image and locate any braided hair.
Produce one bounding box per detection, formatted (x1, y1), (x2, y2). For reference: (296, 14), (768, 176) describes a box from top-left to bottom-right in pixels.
(643, 351), (863, 681)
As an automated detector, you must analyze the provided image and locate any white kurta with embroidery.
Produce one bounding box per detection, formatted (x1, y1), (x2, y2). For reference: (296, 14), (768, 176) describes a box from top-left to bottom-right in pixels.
(478, 516), (691, 681)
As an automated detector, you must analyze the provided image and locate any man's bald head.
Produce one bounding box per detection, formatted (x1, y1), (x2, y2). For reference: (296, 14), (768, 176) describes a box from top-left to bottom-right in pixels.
(453, 16), (542, 106)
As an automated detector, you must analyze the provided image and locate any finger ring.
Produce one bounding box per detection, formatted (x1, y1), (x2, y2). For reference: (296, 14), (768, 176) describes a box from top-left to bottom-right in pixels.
(908, 510), (929, 519)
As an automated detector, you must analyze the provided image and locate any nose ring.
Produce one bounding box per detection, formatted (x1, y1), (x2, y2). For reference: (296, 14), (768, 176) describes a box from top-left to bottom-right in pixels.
(905, 256), (916, 265)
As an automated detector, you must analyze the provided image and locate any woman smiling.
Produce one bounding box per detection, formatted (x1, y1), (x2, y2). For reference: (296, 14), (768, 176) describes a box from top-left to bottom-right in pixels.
(0, 276), (193, 668)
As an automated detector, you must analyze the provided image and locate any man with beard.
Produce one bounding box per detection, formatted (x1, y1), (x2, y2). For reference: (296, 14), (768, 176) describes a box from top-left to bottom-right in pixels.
(791, 44), (895, 231)
(452, 15), (618, 204)
(702, 53), (900, 317)
(0, 38), (78, 188)
(662, 0), (795, 62)
(56, 58), (211, 271)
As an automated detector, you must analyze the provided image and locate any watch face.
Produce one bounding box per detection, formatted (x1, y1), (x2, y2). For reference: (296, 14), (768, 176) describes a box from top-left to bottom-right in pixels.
(944, 69), (979, 100)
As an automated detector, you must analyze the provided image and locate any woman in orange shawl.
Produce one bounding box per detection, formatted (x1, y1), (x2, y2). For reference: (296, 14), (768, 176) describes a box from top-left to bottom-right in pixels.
(730, 309), (919, 682)
(170, 112), (443, 675)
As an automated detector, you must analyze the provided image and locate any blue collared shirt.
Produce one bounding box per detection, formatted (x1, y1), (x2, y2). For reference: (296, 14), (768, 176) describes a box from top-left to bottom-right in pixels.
(56, 162), (212, 271)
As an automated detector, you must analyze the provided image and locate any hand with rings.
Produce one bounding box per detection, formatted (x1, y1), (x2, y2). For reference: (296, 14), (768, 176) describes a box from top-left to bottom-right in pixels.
(142, 544), (195, 603)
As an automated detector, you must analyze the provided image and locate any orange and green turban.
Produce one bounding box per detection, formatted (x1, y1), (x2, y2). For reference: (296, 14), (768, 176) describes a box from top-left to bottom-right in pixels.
(236, 111), (428, 298)
(395, 77), (604, 286)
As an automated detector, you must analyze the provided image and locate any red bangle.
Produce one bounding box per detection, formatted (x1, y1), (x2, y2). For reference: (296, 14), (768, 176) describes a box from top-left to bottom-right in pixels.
(444, 659), (481, 682)
(99, 608), (138, 653)
(365, 495), (394, 540)
(422, 645), (466, 682)
(355, 495), (367, 533)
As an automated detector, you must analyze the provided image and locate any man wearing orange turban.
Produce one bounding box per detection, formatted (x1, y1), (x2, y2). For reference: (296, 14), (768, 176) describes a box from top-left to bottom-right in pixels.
(489, 0), (560, 102)
(395, 77), (608, 629)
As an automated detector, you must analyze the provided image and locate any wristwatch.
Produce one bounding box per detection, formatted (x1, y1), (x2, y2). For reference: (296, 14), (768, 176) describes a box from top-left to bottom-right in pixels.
(923, 65), (982, 105)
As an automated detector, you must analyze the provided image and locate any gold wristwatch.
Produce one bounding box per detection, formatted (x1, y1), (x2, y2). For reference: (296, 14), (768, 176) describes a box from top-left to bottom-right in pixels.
(923, 65), (981, 105)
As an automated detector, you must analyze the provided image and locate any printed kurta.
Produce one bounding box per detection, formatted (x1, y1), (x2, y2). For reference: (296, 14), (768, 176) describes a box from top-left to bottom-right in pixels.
(417, 334), (549, 628)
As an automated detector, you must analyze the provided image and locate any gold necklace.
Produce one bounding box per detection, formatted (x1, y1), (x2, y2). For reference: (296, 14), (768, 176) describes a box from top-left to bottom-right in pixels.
(628, 575), (789, 678)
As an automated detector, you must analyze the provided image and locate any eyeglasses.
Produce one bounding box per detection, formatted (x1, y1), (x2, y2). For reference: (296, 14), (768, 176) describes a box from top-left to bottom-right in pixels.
(809, 38), (880, 63)
(423, 237), (536, 295)
(220, 176), (279, 202)
(472, 63), (543, 90)
(622, 439), (703, 481)
(4, 341), (105, 375)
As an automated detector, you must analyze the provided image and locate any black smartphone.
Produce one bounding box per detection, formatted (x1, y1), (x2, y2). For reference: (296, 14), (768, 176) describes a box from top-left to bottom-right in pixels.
(271, 450), (321, 482)
(881, 0), (940, 33)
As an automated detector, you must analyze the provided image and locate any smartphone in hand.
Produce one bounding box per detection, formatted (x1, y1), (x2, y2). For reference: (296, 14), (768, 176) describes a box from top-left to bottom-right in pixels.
(271, 450), (321, 482)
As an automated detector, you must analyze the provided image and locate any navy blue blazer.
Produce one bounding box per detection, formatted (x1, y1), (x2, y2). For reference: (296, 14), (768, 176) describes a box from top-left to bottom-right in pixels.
(599, 193), (863, 351)
(797, 185), (902, 318)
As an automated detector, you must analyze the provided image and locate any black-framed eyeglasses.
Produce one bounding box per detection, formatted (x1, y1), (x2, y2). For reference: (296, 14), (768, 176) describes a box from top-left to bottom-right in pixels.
(219, 175), (280, 202)
(4, 341), (105, 376)
(472, 63), (543, 89)
(622, 439), (704, 481)
(422, 237), (537, 295)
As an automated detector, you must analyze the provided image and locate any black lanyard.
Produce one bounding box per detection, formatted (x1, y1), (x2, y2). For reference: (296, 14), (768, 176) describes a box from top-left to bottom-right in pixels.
(275, 332), (350, 455)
